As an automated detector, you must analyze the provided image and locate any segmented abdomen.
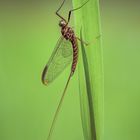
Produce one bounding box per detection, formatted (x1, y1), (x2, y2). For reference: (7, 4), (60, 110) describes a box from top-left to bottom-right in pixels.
(70, 37), (78, 74)
(61, 27), (78, 75)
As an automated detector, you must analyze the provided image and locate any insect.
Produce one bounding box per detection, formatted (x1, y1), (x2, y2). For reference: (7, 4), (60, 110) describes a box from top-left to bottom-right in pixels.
(42, 0), (89, 139)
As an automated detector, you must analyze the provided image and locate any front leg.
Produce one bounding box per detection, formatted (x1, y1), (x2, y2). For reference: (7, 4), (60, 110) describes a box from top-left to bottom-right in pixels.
(55, 0), (67, 22)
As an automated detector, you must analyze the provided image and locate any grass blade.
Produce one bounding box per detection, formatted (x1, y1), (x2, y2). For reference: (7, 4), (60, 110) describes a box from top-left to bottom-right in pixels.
(72, 0), (104, 140)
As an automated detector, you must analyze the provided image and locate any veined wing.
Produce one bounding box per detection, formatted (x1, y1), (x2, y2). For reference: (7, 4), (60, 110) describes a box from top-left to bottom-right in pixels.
(42, 36), (73, 85)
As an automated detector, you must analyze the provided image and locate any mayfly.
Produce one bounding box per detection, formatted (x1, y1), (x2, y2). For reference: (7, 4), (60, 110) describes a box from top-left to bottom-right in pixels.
(42, 0), (89, 139)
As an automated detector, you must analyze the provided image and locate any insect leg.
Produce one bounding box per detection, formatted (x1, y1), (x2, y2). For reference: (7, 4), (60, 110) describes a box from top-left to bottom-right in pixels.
(56, 0), (67, 21)
(77, 35), (101, 46)
(76, 37), (89, 46)
(67, 0), (90, 23)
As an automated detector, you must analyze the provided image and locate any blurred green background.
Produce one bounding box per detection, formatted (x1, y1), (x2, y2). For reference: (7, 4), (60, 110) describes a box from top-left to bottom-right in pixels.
(0, 0), (140, 140)
(101, 1), (140, 140)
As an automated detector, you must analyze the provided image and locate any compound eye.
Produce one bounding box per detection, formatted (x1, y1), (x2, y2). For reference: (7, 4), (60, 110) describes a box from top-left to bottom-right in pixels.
(59, 20), (62, 26)
(59, 20), (66, 27)
(61, 21), (64, 24)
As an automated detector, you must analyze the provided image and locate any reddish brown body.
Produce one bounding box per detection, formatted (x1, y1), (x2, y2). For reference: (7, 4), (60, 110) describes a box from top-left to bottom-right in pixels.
(61, 26), (78, 74)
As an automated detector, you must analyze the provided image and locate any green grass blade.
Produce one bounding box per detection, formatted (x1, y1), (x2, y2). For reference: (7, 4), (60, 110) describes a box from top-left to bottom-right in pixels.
(80, 28), (97, 140)
(72, 0), (104, 140)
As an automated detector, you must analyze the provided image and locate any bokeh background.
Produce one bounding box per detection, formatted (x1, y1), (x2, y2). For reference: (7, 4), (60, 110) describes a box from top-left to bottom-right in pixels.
(0, 0), (140, 140)
(100, 0), (140, 140)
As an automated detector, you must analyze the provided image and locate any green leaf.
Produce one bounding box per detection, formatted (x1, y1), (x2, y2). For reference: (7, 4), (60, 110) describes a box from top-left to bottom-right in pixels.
(72, 0), (104, 140)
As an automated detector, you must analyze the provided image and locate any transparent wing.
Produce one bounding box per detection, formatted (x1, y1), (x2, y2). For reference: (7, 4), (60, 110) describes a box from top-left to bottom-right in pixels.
(42, 36), (73, 85)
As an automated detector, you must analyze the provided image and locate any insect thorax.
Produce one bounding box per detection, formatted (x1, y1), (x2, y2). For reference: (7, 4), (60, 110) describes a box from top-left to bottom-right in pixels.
(61, 26), (74, 40)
